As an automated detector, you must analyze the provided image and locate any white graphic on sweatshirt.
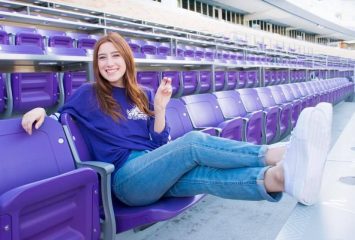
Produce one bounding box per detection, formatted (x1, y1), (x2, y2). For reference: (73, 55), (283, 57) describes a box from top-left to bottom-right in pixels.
(127, 105), (148, 120)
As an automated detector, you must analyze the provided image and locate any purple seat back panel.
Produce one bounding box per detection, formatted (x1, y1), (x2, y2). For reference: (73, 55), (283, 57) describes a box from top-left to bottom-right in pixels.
(199, 71), (212, 93)
(214, 71), (225, 91)
(60, 113), (204, 233)
(238, 71), (247, 88)
(226, 71), (237, 90)
(141, 41), (158, 55)
(137, 71), (160, 92)
(63, 71), (87, 100)
(157, 43), (170, 56)
(0, 30), (9, 44)
(182, 71), (198, 96)
(181, 93), (224, 128)
(166, 98), (193, 139)
(15, 32), (43, 48)
(11, 72), (58, 112)
(0, 117), (99, 240)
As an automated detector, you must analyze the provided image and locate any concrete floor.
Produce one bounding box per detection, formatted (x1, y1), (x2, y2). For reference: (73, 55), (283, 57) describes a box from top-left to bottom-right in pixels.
(116, 101), (355, 240)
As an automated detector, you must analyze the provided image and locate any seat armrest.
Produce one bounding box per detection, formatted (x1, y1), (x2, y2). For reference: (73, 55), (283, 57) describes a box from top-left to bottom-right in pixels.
(77, 161), (115, 176)
(200, 127), (220, 136)
(217, 117), (244, 141)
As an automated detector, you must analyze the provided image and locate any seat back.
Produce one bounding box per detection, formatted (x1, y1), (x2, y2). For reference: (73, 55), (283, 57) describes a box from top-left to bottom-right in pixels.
(213, 90), (247, 118)
(238, 70), (247, 88)
(137, 71), (160, 92)
(181, 93), (224, 128)
(214, 71), (225, 91)
(11, 72), (58, 112)
(63, 71), (88, 100)
(226, 71), (237, 90)
(37, 29), (74, 48)
(67, 32), (97, 49)
(157, 42), (171, 56)
(181, 71), (198, 96)
(237, 88), (263, 112)
(0, 117), (99, 240)
(166, 98), (194, 139)
(255, 87), (277, 107)
(0, 74), (4, 112)
(141, 40), (158, 55)
(199, 71), (212, 93)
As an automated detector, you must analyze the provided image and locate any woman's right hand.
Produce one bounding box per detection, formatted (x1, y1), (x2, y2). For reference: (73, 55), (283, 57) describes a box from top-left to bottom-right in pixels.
(21, 107), (47, 135)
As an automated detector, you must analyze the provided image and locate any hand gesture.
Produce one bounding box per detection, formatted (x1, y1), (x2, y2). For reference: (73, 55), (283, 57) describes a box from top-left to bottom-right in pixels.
(21, 107), (47, 135)
(154, 77), (172, 112)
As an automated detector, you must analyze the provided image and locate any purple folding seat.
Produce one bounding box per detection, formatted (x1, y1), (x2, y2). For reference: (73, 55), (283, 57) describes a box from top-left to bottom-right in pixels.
(37, 29), (74, 48)
(282, 71), (288, 84)
(63, 71), (87, 100)
(60, 113), (203, 239)
(162, 71), (182, 97)
(199, 71), (212, 93)
(287, 83), (309, 109)
(290, 71), (296, 83)
(141, 40), (158, 55)
(195, 47), (205, 60)
(175, 44), (186, 57)
(297, 82), (317, 106)
(229, 51), (237, 63)
(256, 87), (292, 139)
(0, 29), (9, 44)
(213, 91), (264, 144)
(264, 70), (272, 86)
(246, 70), (259, 88)
(184, 45), (196, 59)
(270, 70), (277, 85)
(67, 32), (97, 49)
(125, 38), (145, 58)
(11, 72), (58, 112)
(0, 74), (4, 112)
(214, 71), (225, 91)
(293, 83), (313, 107)
(275, 71), (283, 85)
(204, 48), (215, 61)
(237, 70), (247, 89)
(268, 85), (300, 129)
(225, 71), (237, 90)
(0, 117), (99, 240)
(166, 98), (218, 139)
(157, 42), (171, 56)
(181, 71), (198, 96)
(2, 25), (41, 47)
(137, 71), (160, 92)
(238, 88), (279, 144)
(181, 93), (244, 141)
(236, 52), (244, 64)
(278, 84), (302, 127)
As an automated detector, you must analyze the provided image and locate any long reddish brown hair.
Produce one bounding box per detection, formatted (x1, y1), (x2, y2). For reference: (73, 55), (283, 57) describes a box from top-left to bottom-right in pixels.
(93, 32), (153, 121)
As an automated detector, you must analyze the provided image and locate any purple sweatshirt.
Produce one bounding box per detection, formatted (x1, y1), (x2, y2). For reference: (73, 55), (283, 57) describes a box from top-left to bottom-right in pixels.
(59, 83), (170, 169)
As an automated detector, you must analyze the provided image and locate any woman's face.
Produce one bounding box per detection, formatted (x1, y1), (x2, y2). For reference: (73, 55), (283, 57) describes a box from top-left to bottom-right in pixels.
(97, 42), (127, 87)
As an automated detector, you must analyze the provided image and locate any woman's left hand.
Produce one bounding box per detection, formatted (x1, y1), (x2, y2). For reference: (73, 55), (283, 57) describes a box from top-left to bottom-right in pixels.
(154, 77), (172, 112)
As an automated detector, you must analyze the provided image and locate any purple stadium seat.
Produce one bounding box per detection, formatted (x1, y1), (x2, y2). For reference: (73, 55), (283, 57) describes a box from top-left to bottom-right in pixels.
(67, 32), (97, 49)
(2, 25), (42, 48)
(137, 71), (160, 92)
(0, 30), (9, 44)
(63, 71), (87, 100)
(181, 94), (244, 141)
(237, 70), (247, 89)
(213, 91), (264, 144)
(199, 71), (212, 93)
(166, 98), (218, 139)
(214, 71), (226, 91)
(226, 71), (237, 90)
(264, 70), (272, 86)
(195, 47), (205, 59)
(60, 113), (204, 239)
(268, 85), (299, 129)
(126, 38), (145, 57)
(204, 48), (215, 61)
(11, 72), (58, 112)
(246, 70), (259, 88)
(277, 84), (303, 128)
(0, 117), (99, 240)
(157, 42), (171, 56)
(255, 87), (292, 139)
(0, 74), (4, 112)
(184, 45), (196, 59)
(270, 71), (277, 85)
(141, 40), (158, 55)
(181, 71), (198, 96)
(36, 29), (74, 48)
(175, 44), (186, 57)
(162, 71), (181, 97)
(237, 88), (279, 144)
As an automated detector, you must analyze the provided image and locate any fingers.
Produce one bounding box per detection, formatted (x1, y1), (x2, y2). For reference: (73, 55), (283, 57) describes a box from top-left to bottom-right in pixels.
(160, 77), (172, 95)
(35, 115), (45, 130)
(21, 116), (33, 135)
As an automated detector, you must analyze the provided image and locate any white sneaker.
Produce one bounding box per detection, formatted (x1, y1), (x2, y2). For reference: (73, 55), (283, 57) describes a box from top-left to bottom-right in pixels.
(283, 107), (331, 205)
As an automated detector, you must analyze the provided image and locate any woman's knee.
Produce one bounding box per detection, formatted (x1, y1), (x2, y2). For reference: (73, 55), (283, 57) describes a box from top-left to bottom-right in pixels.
(179, 131), (206, 145)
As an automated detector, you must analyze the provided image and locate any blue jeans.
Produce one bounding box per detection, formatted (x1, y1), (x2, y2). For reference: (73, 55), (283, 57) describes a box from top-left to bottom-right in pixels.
(112, 131), (282, 206)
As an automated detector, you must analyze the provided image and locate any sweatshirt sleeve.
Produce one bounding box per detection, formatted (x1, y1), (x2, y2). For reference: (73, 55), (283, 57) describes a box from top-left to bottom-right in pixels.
(146, 89), (171, 146)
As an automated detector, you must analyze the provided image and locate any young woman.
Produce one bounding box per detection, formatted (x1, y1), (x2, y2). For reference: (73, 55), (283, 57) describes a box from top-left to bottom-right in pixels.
(22, 32), (332, 207)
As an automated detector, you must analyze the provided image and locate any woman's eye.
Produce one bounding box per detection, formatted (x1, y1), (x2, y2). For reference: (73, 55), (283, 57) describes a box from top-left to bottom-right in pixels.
(98, 56), (106, 60)
(113, 54), (120, 58)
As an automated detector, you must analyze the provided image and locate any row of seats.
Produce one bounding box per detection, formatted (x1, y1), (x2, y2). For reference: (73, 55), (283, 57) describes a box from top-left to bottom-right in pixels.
(2, 77), (352, 239)
(0, 25), (98, 49)
(166, 78), (354, 145)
